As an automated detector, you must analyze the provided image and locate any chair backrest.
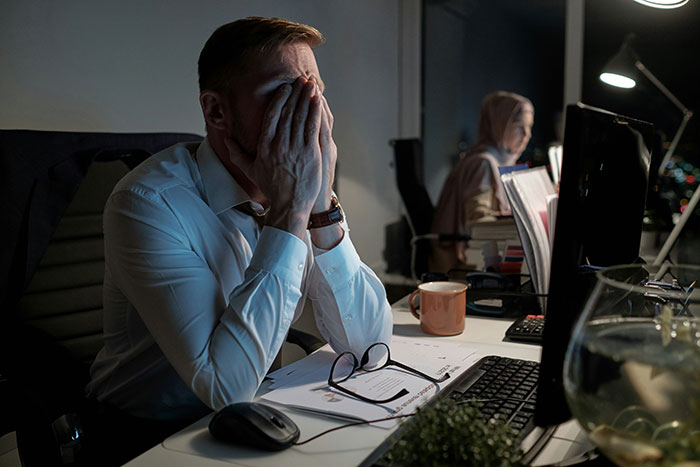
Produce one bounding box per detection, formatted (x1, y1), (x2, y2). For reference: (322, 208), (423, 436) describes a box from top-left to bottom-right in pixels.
(2, 130), (203, 362)
(390, 138), (434, 278)
(0, 130), (202, 462)
(19, 158), (133, 366)
(391, 138), (434, 237)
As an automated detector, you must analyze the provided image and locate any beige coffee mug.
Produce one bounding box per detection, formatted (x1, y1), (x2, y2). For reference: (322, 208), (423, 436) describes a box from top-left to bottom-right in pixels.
(408, 281), (467, 336)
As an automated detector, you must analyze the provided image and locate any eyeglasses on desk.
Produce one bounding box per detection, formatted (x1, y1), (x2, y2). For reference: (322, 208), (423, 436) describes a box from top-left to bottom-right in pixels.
(327, 342), (450, 404)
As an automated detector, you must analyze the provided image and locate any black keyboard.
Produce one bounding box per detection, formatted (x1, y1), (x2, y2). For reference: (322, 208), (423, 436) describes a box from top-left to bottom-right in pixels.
(447, 355), (540, 437)
(366, 356), (549, 467)
(505, 315), (545, 343)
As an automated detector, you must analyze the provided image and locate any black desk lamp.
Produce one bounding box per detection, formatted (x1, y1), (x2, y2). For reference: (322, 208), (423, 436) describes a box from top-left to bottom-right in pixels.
(599, 35), (696, 265)
(600, 35), (693, 177)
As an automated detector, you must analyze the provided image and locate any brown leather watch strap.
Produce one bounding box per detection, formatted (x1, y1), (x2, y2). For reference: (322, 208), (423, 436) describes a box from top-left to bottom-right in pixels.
(308, 196), (344, 229)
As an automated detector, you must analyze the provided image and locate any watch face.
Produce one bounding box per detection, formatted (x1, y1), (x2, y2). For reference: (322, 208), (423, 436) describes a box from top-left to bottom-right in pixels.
(329, 208), (343, 223)
(334, 197), (344, 222)
(308, 197), (344, 228)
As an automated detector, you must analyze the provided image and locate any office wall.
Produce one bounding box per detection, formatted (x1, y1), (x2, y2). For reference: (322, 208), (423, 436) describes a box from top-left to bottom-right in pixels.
(0, 0), (407, 269)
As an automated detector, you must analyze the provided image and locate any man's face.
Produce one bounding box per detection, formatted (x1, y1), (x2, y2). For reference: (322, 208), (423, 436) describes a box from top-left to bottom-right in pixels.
(227, 41), (325, 156)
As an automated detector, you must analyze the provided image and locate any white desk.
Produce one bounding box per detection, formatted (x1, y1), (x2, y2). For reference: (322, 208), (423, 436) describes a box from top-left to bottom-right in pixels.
(126, 299), (592, 467)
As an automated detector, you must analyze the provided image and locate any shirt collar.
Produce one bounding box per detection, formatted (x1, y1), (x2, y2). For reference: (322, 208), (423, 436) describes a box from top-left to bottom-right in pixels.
(196, 137), (265, 215)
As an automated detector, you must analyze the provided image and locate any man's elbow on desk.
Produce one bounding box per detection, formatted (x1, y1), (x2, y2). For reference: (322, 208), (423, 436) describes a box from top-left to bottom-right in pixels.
(315, 297), (393, 360)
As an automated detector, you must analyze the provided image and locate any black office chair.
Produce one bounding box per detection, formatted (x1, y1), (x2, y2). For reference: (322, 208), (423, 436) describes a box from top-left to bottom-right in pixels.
(0, 130), (205, 465)
(0, 130), (324, 466)
(390, 138), (470, 280)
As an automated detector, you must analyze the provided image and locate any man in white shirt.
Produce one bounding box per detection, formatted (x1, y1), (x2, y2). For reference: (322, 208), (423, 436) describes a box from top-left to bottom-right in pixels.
(84, 16), (392, 459)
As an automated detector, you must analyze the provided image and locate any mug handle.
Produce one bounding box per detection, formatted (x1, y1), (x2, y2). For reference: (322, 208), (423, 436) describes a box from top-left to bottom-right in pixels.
(408, 289), (421, 320)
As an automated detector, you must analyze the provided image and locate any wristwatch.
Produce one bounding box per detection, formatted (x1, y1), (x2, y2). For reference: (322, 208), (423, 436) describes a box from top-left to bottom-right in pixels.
(308, 195), (344, 229)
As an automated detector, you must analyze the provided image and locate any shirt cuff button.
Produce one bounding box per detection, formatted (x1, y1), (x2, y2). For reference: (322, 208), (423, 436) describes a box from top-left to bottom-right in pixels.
(297, 263), (304, 271)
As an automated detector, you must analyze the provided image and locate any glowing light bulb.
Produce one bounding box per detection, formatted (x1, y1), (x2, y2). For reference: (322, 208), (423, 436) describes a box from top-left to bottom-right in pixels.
(599, 73), (636, 89)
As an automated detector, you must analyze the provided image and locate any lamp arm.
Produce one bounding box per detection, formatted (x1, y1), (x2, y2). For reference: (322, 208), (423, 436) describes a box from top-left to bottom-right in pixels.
(653, 178), (700, 266)
(635, 60), (691, 115)
(658, 112), (693, 177)
(634, 59), (699, 265)
(635, 60), (695, 177)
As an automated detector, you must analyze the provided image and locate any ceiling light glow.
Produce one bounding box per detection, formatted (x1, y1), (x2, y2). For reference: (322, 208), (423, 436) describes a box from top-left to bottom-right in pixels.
(632, 0), (689, 9)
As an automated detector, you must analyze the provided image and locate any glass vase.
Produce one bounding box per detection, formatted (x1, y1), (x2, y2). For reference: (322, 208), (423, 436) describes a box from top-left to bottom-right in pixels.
(563, 264), (700, 466)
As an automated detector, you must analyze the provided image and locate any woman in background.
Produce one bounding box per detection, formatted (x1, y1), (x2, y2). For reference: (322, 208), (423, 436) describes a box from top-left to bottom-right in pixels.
(430, 91), (534, 273)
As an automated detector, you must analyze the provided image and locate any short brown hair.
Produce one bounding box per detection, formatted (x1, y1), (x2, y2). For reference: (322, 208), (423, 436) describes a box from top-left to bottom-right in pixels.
(198, 17), (324, 93)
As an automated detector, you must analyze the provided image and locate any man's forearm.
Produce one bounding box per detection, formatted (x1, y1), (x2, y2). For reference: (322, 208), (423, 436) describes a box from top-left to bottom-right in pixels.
(308, 233), (393, 358)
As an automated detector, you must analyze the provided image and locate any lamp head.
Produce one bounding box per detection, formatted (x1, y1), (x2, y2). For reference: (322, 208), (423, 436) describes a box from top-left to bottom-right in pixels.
(600, 72), (636, 89)
(600, 38), (641, 89)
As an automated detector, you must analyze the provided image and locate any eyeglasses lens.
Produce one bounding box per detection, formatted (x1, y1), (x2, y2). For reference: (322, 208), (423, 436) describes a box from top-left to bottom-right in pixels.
(363, 343), (390, 371)
(331, 353), (357, 383)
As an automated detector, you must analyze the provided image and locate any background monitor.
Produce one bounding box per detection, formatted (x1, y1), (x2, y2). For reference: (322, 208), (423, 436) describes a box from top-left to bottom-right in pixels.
(535, 103), (654, 427)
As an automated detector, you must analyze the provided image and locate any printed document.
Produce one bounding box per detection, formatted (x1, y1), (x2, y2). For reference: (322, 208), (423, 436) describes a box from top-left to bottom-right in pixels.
(263, 337), (479, 428)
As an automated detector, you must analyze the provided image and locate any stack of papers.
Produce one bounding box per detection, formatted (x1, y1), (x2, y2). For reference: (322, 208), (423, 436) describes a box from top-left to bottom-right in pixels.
(264, 337), (480, 428)
(468, 217), (519, 241)
(501, 166), (557, 300)
(464, 218), (520, 270)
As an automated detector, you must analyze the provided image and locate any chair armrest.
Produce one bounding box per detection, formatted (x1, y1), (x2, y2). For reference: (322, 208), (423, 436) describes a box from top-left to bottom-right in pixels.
(286, 328), (326, 355)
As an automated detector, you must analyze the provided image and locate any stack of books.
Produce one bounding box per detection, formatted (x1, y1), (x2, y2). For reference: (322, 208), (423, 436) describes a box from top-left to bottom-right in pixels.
(464, 217), (521, 272)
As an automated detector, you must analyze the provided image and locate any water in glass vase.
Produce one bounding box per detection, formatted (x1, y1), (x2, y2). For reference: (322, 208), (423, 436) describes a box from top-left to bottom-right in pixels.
(564, 317), (700, 466)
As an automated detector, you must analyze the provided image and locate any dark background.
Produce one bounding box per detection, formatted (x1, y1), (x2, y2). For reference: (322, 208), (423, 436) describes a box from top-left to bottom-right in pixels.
(423, 0), (566, 176)
(583, 0), (699, 154)
(423, 0), (700, 253)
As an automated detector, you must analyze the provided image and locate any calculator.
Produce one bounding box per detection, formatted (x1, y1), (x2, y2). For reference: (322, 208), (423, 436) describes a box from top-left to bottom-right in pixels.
(504, 315), (545, 343)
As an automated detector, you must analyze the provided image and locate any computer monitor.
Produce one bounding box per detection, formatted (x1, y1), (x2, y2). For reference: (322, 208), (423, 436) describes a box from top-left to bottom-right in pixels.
(535, 103), (654, 427)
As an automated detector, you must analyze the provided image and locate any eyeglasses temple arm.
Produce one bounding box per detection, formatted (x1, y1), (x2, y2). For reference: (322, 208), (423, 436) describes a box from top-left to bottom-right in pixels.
(329, 382), (409, 404)
(389, 360), (450, 383)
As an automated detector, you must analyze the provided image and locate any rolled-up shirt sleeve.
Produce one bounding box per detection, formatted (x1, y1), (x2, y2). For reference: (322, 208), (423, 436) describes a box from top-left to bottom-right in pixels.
(104, 189), (308, 411)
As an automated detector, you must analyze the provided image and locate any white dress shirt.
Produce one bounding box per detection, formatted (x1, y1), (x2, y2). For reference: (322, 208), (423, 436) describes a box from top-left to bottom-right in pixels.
(86, 138), (393, 421)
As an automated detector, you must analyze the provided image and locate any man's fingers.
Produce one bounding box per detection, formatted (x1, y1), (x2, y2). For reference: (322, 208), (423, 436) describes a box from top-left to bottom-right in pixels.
(224, 136), (253, 175)
(276, 77), (305, 146)
(305, 95), (323, 146)
(319, 96), (333, 148)
(260, 84), (292, 147)
(292, 80), (315, 147)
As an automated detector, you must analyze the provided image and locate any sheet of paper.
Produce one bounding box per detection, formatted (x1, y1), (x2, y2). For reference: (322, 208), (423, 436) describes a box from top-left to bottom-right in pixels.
(546, 194), (559, 254)
(548, 144), (563, 186)
(267, 349), (332, 389)
(503, 178), (539, 289)
(261, 337), (480, 428)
